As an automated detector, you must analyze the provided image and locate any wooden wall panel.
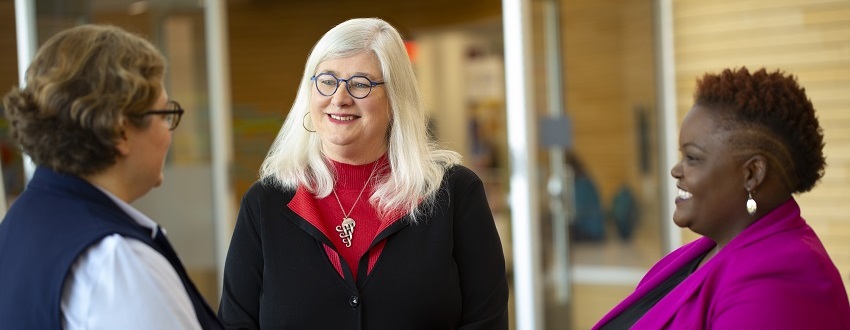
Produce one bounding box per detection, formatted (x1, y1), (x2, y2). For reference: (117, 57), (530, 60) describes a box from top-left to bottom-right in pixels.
(0, 1), (18, 95)
(673, 0), (850, 296)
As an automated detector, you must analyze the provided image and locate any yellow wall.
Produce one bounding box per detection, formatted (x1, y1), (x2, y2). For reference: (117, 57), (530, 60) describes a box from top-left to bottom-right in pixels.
(673, 0), (850, 294)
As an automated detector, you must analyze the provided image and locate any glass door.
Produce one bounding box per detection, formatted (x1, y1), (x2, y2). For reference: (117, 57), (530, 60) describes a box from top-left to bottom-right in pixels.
(521, 0), (668, 328)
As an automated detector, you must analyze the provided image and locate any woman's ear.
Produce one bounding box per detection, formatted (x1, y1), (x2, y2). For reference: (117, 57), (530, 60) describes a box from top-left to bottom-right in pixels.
(743, 154), (767, 192)
(115, 118), (131, 156)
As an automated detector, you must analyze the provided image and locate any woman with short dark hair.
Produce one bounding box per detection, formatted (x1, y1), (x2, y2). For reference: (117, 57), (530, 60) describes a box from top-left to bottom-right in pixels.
(594, 67), (850, 329)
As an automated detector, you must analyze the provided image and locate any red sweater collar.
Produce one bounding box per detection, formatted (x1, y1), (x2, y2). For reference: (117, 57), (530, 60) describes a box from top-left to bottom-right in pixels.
(328, 155), (389, 190)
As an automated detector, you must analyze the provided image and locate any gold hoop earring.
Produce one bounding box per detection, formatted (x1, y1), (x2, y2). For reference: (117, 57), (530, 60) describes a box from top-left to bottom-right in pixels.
(303, 112), (316, 132)
(746, 188), (757, 216)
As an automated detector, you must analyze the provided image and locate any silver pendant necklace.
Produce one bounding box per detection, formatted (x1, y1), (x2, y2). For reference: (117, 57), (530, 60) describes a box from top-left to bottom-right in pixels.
(333, 161), (380, 248)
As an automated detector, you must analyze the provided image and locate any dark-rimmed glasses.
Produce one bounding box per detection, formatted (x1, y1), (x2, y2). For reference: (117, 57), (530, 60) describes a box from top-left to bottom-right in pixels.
(310, 73), (385, 99)
(137, 100), (184, 131)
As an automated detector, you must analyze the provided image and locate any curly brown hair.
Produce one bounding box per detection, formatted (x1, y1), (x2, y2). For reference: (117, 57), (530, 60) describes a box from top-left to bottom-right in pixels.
(694, 67), (825, 194)
(2, 24), (165, 176)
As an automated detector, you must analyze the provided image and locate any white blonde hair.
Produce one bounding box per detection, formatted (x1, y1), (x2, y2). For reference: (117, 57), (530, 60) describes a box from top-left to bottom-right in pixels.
(260, 18), (461, 223)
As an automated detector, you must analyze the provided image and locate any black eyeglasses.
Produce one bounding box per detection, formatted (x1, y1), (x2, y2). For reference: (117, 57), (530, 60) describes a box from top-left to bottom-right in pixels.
(137, 100), (184, 131)
(310, 73), (385, 99)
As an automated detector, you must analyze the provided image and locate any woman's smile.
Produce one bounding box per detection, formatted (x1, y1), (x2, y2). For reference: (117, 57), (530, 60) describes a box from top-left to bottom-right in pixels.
(328, 113), (359, 122)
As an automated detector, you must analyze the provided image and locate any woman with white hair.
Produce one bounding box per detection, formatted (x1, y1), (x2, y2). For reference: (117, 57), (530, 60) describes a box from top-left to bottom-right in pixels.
(218, 18), (509, 329)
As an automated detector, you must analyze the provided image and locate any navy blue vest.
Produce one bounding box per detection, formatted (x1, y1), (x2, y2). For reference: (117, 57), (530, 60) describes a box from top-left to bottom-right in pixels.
(0, 167), (222, 329)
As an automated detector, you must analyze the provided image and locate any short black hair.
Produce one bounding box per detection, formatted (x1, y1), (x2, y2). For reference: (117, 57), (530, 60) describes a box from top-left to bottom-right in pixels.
(694, 67), (825, 193)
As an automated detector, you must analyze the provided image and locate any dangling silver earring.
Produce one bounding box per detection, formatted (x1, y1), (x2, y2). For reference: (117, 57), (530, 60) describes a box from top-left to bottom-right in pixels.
(302, 112), (316, 132)
(746, 189), (757, 215)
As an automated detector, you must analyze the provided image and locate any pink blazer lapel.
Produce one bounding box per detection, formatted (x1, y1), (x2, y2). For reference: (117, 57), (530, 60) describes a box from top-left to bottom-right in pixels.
(632, 239), (715, 329)
(592, 238), (714, 329)
(630, 199), (803, 329)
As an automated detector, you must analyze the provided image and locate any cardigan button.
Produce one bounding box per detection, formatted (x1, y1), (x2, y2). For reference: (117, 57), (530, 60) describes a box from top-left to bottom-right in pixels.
(349, 295), (360, 308)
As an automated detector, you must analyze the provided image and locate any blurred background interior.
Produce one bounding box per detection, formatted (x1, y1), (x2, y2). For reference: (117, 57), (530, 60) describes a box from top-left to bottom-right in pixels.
(1, 0), (848, 329)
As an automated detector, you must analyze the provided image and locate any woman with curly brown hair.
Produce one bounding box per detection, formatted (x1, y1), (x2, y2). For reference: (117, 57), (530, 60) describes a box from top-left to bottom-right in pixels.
(594, 67), (850, 329)
(0, 25), (221, 329)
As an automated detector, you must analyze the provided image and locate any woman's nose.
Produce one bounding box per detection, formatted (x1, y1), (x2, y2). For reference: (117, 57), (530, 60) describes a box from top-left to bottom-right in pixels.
(331, 83), (354, 107)
(670, 162), (682, 179)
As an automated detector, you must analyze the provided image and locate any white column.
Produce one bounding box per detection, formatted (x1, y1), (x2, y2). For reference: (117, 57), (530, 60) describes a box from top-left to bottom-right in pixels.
(204, 0), (236, 296)
(503, 0), (544, 329)
(543, 0), (572, 305)
(4, 0), (39, 219)
(654, 0), (682, 253)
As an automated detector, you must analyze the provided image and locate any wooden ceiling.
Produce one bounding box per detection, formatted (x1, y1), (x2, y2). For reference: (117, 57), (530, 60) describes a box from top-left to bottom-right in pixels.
(228, 0), (503, 32)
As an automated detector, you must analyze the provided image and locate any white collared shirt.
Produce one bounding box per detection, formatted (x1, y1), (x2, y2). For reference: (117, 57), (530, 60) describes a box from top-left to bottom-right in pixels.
(60, 187), (202, 330)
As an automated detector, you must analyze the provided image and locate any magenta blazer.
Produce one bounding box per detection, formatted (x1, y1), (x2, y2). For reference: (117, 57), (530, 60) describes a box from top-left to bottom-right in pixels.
(594, 198), (850, 329)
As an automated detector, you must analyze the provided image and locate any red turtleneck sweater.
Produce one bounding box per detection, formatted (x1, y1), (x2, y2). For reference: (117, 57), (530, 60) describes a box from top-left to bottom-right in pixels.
(288, 156), (402, 280)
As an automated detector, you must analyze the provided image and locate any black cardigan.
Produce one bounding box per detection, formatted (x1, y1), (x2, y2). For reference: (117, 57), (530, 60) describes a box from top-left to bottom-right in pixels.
(218, 165), (509, 329)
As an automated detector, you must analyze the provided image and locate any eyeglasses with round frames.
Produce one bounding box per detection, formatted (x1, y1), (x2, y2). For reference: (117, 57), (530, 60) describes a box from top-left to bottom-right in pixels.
(137, 100), (184, 131)
(310, 73), (385, 99)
